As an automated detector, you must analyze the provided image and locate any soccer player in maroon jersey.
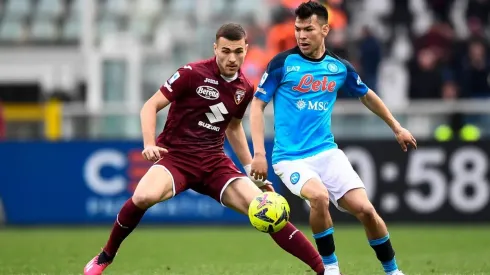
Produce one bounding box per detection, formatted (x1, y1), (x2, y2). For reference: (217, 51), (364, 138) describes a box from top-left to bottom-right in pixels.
(83, 23), (325, 275)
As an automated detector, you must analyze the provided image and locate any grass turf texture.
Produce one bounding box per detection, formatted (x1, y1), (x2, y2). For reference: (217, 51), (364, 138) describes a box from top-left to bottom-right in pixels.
(0, 225), (488, 275)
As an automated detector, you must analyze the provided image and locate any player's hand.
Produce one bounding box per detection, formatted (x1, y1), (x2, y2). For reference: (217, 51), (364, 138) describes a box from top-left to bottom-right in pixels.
(394, 127), (417, 152)
(142, 145), (168, 162)
(244, 163), (272, 188)
(250, 154), (268, 181)
(260, 184), (275, 192)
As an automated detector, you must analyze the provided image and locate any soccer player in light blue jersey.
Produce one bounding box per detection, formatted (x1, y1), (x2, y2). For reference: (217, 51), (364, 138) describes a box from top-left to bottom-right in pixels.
(249, 2), (417, 275)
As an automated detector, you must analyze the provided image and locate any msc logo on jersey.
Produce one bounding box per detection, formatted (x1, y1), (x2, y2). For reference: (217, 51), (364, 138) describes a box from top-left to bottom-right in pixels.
(292, 74), (336, 93)
(308, 101), (329, 111)
(296, 100), (329, 111)
(296, 99), (306, 110)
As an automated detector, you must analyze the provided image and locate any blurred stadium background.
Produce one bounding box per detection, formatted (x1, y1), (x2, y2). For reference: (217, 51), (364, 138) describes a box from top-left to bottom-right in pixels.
(0, 0), (490, 274)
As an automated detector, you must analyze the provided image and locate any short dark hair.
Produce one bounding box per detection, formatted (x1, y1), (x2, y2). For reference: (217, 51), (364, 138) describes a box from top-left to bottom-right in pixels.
(295, 1), (329, 23)
(215, 23), (247, 42)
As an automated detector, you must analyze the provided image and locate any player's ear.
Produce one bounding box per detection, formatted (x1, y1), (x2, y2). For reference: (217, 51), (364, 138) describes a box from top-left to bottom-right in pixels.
(213, 42), (218, 55)
(244, 44), (249, 55)
(322, 23), (330, 37)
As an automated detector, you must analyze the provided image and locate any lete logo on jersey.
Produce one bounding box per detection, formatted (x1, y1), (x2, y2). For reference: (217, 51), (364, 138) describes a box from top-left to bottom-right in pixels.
(292, 74), (336, 93)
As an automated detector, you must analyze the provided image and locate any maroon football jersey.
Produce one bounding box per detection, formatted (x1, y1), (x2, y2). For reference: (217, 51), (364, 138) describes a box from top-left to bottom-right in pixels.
(156, 57), (254, 154)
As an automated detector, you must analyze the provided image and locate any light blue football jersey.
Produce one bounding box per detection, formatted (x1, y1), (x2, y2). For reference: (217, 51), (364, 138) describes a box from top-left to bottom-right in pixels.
(255, 47), (369, 164)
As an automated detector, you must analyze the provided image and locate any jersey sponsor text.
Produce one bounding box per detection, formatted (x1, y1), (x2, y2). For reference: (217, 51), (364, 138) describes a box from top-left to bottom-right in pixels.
(292, 74), (336, 93)
(198, 121), (220, 131)
(196, 86), (220, 100)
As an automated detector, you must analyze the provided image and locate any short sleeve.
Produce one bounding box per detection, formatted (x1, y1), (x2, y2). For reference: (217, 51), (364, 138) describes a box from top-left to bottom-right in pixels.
(339, 59), (369, 97)
(159, 65), (193, 102)
(254, 54), (286, 103)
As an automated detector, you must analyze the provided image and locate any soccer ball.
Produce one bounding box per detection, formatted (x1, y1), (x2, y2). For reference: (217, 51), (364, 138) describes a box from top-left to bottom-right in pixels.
(248, 192), (290, 233)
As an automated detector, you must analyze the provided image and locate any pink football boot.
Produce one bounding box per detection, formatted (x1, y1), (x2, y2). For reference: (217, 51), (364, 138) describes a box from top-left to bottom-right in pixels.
(84, 252), (113, 275)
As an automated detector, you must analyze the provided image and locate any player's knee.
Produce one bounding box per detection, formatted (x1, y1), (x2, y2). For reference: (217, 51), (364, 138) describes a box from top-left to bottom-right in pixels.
(131, 166), (174, 209)
(353, 203), (378, 223)
(132, 191), (162, 209)
(308, 190), (330, 212)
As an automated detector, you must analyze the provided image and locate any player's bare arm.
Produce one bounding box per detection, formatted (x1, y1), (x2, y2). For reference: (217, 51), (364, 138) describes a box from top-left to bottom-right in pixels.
(249, 97), (269, 181)
(359, 89), (417, 152)
(226, 117), (253, 166)
(226, 116), (274, 191)
(140, 90), (170, 161)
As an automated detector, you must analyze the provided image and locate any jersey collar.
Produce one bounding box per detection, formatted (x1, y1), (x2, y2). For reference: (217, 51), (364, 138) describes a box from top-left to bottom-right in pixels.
(296, 46), (329, 62)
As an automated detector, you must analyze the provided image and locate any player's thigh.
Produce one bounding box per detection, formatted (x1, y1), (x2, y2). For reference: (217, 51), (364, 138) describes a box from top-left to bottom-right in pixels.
(221, 177), (262, 214)
(132, 158), (187, 208)
(272, 160), (322, 200)
(195, 155), (251, 206)
(337, 187), (375, 216)
(314, 148), (366, 212)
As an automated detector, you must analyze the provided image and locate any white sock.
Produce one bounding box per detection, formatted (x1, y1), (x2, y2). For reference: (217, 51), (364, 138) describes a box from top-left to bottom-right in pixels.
(324, 262), (339, 269)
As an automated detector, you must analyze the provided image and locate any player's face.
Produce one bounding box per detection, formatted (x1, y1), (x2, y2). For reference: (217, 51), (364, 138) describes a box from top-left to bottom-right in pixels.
(214, 37), (248, 77)
(295, 15), (329, 57)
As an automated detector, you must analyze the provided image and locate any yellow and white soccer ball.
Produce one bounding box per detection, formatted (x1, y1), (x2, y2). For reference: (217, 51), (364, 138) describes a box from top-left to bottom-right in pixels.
(248, 192), (290, 233)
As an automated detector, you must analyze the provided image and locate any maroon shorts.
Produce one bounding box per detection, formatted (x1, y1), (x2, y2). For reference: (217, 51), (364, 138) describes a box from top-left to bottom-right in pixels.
(154, 151), (247, 205)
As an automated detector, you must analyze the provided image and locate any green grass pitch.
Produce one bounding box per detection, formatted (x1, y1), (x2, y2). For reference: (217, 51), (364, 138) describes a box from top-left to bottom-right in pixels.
(0, 225), (489, 275)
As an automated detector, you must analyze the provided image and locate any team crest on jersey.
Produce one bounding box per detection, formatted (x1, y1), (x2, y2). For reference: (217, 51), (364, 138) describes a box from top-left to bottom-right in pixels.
(327, 62), (339, 73)
(235, 89), (245, 104)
